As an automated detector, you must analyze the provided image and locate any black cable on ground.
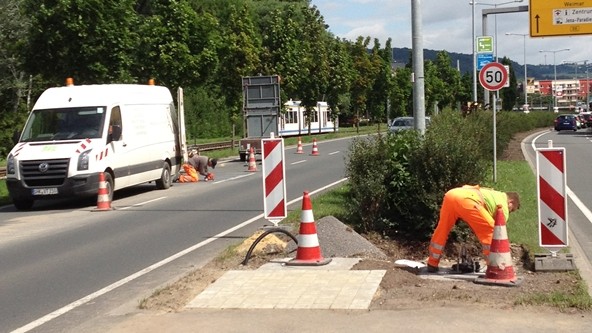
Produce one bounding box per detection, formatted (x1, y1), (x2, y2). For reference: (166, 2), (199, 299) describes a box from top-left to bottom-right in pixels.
(241, 228), (298, 265)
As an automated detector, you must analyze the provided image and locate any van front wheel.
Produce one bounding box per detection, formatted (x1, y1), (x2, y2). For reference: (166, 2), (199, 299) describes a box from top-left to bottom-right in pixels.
(156, 162), (171, 190)
(103, 172), (114, 202)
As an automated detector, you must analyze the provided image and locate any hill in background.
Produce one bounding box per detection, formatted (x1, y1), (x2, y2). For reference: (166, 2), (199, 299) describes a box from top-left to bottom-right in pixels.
(393, 47), (579, 81)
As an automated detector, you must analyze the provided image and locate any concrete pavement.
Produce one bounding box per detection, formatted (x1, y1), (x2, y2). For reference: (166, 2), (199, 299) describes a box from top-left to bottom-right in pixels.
(104, 257), (592, 333)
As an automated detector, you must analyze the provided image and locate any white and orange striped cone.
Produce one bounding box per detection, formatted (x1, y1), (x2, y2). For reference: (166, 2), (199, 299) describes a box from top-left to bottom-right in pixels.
(286, 192), (332, 266)
(475, 205), (523, 286)
(310, 138), (319, 156)
(93, 172), (113, 211)
(247, 146), (257, 172)
(295, 137), (304, 154)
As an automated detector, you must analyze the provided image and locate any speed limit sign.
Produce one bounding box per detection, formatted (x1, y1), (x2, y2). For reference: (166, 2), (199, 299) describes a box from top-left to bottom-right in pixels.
(479, 62), (508, 91)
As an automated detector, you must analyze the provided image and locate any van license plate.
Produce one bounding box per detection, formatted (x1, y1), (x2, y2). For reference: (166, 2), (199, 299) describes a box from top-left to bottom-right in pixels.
(32, 188), (58, 195)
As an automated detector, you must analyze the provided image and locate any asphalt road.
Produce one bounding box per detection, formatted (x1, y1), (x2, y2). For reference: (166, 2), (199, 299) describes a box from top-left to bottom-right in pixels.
(0, 136), (358, 333)
(3, 129), (592, 332)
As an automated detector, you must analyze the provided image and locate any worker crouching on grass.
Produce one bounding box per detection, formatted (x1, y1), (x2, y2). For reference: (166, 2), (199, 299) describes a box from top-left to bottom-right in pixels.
(427, 185), (521, 273)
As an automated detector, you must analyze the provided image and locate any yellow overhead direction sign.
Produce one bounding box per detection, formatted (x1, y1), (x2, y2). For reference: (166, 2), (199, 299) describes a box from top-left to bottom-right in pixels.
(530, 0), (592, 37)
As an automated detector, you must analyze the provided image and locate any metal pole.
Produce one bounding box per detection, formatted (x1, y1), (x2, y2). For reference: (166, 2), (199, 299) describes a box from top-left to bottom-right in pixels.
(523, 34), (528, 107)
(554, 52), (558, 108)
(506, 33), (528, 107)
(584, 60), (590, 111)
(472, 2), (477, 103)
(493, 92), (497, 183)
(540, 49), (570, 110)
(411, 0), (426, 134)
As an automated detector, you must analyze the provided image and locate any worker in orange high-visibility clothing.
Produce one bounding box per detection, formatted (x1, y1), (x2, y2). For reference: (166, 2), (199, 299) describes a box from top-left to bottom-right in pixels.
(427, 185), (520, 273)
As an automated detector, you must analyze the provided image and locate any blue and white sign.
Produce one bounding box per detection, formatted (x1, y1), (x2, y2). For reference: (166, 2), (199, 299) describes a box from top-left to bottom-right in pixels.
(477, 53), (494, 70)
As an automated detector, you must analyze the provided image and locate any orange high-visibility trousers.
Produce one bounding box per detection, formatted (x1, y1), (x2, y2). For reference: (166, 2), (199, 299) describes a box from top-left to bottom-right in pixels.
(427, 187), (494, 267)
(178, 164), (199, 183)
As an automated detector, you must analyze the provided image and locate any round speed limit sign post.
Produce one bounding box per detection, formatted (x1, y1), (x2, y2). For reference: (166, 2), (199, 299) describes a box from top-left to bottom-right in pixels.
(479, 62), (508, 91)
(478, 62), (507, 184)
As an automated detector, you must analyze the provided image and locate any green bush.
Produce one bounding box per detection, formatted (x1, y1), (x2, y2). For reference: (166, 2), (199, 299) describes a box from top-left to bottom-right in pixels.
(345, 109), (556, 242)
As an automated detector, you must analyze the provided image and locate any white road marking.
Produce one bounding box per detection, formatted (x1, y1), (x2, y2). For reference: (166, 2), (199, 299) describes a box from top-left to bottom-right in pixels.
(291, 160), (307, 165)
(119, 197), (166, 210)
(12, 178), (348, 333)
(213, 173), (255, 184)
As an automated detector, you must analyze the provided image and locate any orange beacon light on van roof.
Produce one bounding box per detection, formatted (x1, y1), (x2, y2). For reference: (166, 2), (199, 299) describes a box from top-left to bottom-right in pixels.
(66, 77), (74, 86)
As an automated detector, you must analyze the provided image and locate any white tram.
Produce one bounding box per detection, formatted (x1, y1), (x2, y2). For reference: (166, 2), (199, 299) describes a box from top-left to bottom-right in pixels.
(279, 100), (338, 137)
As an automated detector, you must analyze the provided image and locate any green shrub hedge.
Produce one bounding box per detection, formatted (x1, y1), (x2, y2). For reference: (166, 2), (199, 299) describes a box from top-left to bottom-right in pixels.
(345, 109), (556, 241)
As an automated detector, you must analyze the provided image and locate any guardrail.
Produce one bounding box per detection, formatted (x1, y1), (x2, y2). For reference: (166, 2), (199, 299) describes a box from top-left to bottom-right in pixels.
(189, 140), (236, 152)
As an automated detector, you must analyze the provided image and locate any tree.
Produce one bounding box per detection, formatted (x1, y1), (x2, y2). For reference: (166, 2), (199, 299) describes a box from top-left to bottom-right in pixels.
(136, 0), (220, 89)
(366, 38), (393, 127)
(23, 0), (139, 84)
(0, 0), (32, 156)
(349, 37), (375, 126)
(433, 51), (461, 110)
(390, 64), (413, 118)
(325, 37), (354, 125)
(500, 57), (518, 111)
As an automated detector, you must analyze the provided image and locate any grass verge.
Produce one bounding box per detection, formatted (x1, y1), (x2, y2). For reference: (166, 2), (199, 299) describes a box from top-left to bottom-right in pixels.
(292, 159), (592, 310)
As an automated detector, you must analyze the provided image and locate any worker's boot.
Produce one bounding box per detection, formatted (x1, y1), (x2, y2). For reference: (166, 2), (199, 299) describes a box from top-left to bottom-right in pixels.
(427, 264), (439, 273)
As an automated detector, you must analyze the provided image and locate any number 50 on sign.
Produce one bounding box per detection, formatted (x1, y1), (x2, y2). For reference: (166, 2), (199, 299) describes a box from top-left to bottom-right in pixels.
(479, 62), (508, 91)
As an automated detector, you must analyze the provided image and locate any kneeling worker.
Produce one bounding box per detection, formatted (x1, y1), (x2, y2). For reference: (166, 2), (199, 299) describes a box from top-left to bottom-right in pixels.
(427, 185), (520, 272)
(188, 152), (217, 181)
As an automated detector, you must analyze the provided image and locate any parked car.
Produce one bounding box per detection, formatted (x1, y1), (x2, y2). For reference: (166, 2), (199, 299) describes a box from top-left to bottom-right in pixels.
(554, 114), (578, 132)
(581, 112), (592, 127)
(576, 114), (585, 129)
(389, 116), (431, 133)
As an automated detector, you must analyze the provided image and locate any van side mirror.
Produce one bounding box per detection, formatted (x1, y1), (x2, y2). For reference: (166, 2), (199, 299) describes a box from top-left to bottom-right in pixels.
(109, 125), (122, 142)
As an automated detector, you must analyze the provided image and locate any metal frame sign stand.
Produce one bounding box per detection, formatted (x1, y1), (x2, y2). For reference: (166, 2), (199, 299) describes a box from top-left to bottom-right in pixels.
(261, 133), (287, 227)
(534, 142), (575, 271)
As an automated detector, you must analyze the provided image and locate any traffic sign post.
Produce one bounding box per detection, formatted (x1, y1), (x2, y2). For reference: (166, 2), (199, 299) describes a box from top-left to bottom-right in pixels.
(479, 62), (508, 91)
(530, 0), (592, 37)
(479, 62), (508, 184)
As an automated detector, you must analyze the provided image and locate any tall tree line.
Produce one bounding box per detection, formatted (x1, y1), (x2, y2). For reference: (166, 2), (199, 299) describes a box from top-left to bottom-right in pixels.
(0, 0), (511, 156)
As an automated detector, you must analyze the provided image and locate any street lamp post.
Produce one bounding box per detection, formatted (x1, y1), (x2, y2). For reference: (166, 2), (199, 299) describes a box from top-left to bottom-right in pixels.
(505, 33), (528, 109)
(470, 1), (523, 107)
(563, 60), (590, 109)
(540, 49), (570, 109)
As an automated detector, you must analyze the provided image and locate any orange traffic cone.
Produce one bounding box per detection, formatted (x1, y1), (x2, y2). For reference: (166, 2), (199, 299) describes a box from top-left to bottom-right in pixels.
(310, 138), (319, 156)
(287, 192), (332, 266)
(475, 205), (523, 286)
(295, 137), (304, 154)
(93, 172), (113, 211)
(247, 146), (257, 172)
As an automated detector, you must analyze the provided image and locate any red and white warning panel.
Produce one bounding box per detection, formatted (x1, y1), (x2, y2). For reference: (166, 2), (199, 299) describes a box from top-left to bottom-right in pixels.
(536, 147), (568, 249)
(261, 137), (287, 224)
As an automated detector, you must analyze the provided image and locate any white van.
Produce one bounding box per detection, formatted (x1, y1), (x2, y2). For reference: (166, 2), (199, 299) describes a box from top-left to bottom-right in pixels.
(6, 81), (184, 210)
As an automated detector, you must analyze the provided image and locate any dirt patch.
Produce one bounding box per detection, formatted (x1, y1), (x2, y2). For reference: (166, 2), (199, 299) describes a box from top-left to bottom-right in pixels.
(140, 128), (588, 314)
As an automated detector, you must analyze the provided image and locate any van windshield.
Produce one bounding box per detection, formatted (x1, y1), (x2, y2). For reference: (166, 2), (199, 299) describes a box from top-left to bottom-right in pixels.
(20, 107), (106, 142)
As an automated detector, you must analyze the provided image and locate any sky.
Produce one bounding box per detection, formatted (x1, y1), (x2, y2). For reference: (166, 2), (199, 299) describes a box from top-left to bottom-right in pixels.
(311, 0), (592, 71)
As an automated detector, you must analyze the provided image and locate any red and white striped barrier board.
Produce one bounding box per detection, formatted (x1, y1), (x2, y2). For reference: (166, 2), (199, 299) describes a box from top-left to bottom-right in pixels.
(536, 147), (568, 249)
(261, 137), (287, 224)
